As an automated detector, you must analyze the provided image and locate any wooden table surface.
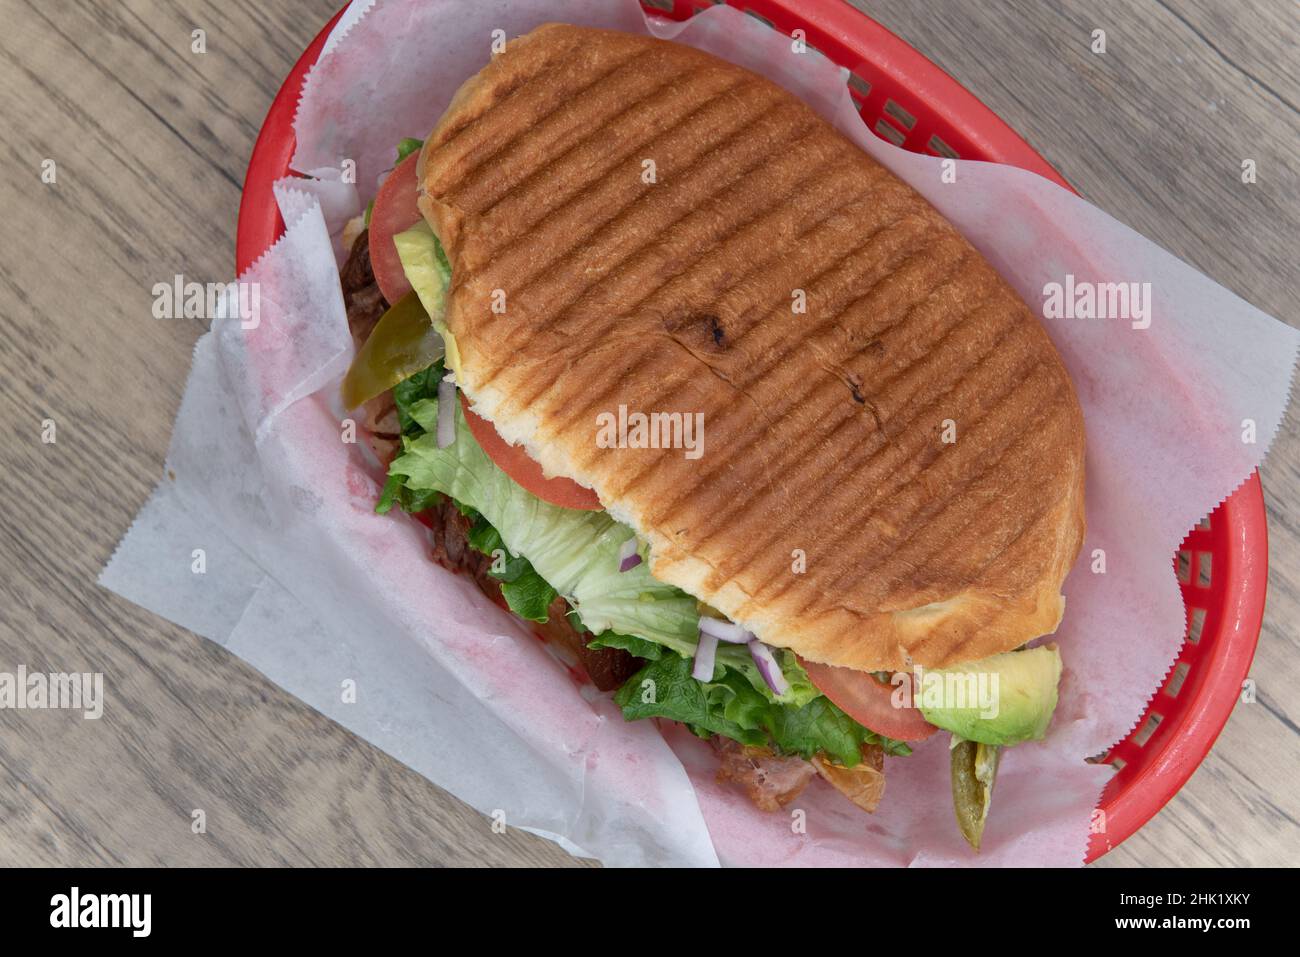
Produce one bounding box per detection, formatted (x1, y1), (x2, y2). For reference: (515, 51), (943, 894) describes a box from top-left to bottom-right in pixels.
(1, 0), (1295, 867)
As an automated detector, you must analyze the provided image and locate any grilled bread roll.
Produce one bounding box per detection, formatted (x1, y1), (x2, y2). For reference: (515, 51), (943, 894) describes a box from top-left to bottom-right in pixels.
(416, 23), (1085, 671)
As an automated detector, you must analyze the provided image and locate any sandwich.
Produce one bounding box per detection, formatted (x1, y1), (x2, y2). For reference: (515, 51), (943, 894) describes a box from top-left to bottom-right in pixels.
(337, 23), (1085, 849)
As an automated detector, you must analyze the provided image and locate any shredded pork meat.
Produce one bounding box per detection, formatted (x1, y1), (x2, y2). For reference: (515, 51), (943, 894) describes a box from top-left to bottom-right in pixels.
(714, 738), (818, 811)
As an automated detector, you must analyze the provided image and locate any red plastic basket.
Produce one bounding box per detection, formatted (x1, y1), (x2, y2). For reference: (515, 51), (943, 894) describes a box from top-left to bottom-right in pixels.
(236, 0), (1269, 863)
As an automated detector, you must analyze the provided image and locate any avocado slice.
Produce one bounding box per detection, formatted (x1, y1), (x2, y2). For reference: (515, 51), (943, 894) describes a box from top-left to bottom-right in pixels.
(392, 220), (452, 322)
(918, 644), (1062, 746)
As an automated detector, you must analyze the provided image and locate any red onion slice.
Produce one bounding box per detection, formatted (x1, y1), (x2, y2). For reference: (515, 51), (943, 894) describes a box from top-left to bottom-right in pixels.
(692, 632), (719, 682)
(698, 616), (751, 644)
(748, 639), (790, 696)
(617, 536), (641, 572)
(436, 372), (456, 448)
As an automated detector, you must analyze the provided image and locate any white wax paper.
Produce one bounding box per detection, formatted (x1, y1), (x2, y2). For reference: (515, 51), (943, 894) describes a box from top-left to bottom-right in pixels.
(102, 0), (1297, 866)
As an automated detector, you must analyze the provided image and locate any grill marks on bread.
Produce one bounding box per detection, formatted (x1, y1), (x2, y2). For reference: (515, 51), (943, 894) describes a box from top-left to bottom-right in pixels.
(419, 24), (1085, 670)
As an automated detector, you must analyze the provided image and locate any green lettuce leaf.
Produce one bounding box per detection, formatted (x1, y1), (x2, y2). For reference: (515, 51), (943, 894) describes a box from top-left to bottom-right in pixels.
(498, 573), (557, 622)
(586, 630), (664, 661)
(375, 475), (441, 516)
(389, 400), (696, 644)
(396, 137), (424, 163)
(392, 362), (444, 434)
(463, 513), (557, 622)
(615, 654), (911, 764)
(615, 653), (765, 746)
(374, 359), (445, 516)
(387, 396), (820, 706)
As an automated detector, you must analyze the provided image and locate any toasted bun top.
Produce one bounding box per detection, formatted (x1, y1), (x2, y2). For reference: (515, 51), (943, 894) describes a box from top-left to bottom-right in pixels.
(417, 23), (1086, 671)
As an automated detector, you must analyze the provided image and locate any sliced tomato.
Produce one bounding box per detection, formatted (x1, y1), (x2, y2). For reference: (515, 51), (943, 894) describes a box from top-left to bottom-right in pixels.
(368, 151), (423, 304)
(459, 393), (603, 511)
(799, 657), (938, 742)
